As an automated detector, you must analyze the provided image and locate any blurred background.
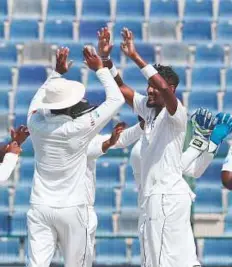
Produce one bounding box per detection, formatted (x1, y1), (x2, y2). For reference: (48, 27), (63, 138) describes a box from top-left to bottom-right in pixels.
(0, 0), (232, 266)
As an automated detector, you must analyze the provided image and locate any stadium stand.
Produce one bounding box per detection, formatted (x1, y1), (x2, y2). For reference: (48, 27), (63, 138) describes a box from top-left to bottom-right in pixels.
(1, 0), (232, 266)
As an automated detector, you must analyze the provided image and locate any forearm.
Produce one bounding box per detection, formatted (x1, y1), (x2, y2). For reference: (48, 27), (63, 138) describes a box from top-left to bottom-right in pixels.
(113, 123), (143, 149)
(0, 153), (18, 182)
(182, 147), (214, 178)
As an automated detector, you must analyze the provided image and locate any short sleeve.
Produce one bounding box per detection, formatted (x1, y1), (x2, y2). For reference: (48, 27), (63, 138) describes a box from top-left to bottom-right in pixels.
(167, 99), (187, 129)
(133, 92), (149, 120)
(222, 145), (232, 172)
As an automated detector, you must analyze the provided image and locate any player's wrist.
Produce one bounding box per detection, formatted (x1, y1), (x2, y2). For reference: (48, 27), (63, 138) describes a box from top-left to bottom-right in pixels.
(109, 64), (118, 78)
(190, 135), (209, 151)
(141, 64), (158, 80)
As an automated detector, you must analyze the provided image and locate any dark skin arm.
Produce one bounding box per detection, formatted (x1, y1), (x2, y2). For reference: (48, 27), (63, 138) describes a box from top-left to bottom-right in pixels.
(121, 28), (178, 115)
(97, 28), (135, 107)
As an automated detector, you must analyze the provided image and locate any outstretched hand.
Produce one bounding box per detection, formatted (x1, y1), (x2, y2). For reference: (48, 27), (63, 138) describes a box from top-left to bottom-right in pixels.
(108, 122), (127, 146)
(120, 28), (137, 58)
(97, 27), (113, 59)
(55, 47), (73, 74)
(11, 125), (30, 146)
(83, 46), (103, 71)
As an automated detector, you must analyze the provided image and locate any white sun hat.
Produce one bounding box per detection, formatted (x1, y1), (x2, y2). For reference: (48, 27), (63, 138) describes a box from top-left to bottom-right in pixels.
(40, 77), (86, 110)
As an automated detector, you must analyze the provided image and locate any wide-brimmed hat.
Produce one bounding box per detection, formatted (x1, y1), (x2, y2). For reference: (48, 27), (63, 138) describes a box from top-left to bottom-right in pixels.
(40, 77), (86, 110)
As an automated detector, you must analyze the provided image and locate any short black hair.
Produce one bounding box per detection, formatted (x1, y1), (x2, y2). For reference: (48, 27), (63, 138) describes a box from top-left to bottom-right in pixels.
(153, 64), (179, 87)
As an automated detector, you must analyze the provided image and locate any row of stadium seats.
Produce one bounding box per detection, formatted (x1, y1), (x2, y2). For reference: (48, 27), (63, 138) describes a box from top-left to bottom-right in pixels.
(3, 65), (232, 93)
(0, 236), (232, 266)
(2, 42), (232, 68)
(3, 19), (232, 44)
(1, 0), (232, 22)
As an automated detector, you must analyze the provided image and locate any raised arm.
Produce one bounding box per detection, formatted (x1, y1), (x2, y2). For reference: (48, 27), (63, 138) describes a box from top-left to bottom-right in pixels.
(27, 47), (72, 121)
(97, 27), (135, 107)
(120, 28), (177, 115)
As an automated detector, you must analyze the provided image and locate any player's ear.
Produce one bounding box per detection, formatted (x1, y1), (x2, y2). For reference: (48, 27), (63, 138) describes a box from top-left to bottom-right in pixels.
(169, 85), (176, 93)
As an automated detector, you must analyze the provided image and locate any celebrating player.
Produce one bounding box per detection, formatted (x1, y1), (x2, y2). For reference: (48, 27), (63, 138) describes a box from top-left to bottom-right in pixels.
(0, 126), (29, 182)
(26, 47), (124, 267)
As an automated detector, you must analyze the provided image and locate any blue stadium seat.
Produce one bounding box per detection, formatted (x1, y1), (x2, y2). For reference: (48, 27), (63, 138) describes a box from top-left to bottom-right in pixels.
(123, 67), (148, 93)
(223, 92), (232, 113)
(225, 68), (232, 91)
(96, 158), (121, 187)
(79, 20), (107, 43)
(61, 43), (83, 67)
(113, 21), (143, 42)
(110, 44), (122, 66)
(188, 92), (218, 114)
(10, 20), (39, 43)
(217, 22), (232, 43)
(191, 67), (221, 92)
(224, 214), (232, 235)
(10, 212), (27, 236)
(118, 211), (138, 235)
(0, 0), (8, 19)
(96, 212), (113, 234)
(62, 66), (82, 82)
(195, 159), (224, 187)
(173, 67), (186, 92)
(0, 187), (9, 211)
(19, 157), (34, 186)
(121, 188), (138, 211)
(131, 239), (140, 265)
(47, 0), (76, 20)
(202, 238), (232, 266)
(184, 0), (213, 20)
(0, 91), (9, 138)
(227, 192), (232, 211)
(100, 120), (115, 135)
(17, 65), (47, 92)
(0, 212), (9, 235)
(95, 187), (116, 212)
(21, 137), (34, 157)
(95, 239), (127, 265)
(195, 44), (225, 67)
(15, 90), (35, 114)
(0, 21), (4, 40)
(125, 43), (155, 66)
(125, 165), (136, 185)
(219, 0), (232, 20)
(44, 20), (74, 43)
(81, 0), (110, 21)
(149, 0), (178, 20)
(14, 112), (27, 129)
(0, 66), (12, 91)
(14, 186), (31, 212)
(194, 186), (222, 213)
(0, 239), (20, 263)
(0, 43), (17, 66)
(116, 0), (144, 21)
(183, 20), (212, 42)
(0, 91), (8, 112)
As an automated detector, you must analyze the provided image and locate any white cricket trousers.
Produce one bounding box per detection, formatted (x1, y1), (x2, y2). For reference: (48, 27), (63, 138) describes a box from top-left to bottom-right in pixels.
(146, 194), (200, 267)
(26, 204), (88, 267)
(86, 206), (98, 267)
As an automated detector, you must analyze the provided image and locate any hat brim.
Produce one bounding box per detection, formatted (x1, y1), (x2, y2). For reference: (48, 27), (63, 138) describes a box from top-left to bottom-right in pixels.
(40, 86), (86, 110)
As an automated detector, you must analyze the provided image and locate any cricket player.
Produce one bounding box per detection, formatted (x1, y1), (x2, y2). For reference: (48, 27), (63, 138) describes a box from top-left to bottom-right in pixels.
(131, 109), (232, 267)
(96, 27), (223, 267)
(85, 121), (144, 267)
(0, 126), (29, 182)
(26, 47), (125, 267)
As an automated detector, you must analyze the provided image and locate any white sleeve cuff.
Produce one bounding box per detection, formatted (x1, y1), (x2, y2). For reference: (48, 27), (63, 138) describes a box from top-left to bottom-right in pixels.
(4, 153), (19, 163)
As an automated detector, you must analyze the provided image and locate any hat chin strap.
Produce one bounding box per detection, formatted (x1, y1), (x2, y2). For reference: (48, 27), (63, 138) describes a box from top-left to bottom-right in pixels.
(67, 101), (98, 119)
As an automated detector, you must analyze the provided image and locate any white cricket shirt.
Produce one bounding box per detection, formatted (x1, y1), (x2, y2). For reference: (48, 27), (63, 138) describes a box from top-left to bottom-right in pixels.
(133, 92), (192, 197)
(0, 153), (18, 183)
(222, 145), (232, 171)
(27, 68), (125, 207)
(85, 123), (143, 206)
